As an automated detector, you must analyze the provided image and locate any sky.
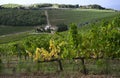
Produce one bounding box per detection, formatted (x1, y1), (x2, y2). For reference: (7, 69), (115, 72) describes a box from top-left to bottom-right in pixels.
(0, 0), (120, 10)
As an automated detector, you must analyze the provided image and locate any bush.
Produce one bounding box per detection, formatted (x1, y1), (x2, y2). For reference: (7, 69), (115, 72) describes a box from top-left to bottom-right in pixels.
(56, 23), (68, 32)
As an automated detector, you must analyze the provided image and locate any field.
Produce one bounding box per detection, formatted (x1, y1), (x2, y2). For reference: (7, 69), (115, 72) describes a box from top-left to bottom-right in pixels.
(0, 9), (120, 78)
(0, 26), (35, 44)
(48, 9), (118, 25)
(0, 26), (34, 35)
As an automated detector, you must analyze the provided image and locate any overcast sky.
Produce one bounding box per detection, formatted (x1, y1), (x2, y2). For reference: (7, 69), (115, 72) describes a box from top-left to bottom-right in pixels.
(0, 0), (120, 10)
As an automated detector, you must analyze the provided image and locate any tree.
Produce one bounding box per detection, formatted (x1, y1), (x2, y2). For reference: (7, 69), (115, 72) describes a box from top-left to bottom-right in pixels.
(0, 6), (2, 9)
(75, 4), (79, 8)
(56, 23), (68, 32)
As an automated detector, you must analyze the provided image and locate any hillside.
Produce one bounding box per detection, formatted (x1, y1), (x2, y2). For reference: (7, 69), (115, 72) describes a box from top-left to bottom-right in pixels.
(1, 4), (22, 8)
(0, 3), (115, 10)
(0, 9), (117, 26)
(48, 9), (118, 25)
(0, 9), (119, 36)
(0, 9), (46, 26)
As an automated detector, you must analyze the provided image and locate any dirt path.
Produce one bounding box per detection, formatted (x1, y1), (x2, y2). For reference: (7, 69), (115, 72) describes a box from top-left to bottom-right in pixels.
(45, 10), (50, 25)
(0, 74), (118, 78)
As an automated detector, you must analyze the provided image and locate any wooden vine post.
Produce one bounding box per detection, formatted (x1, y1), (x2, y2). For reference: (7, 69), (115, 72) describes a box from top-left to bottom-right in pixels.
(57, 59), (63, 71)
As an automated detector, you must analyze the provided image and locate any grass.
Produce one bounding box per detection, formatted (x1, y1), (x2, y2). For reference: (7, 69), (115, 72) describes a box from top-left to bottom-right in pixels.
(1, 57), (120, 76)
(0, 26), (36, 44)
(0, 26), (35, 36)
(48, 9), (118, 25)
(0, 32), (31, 44)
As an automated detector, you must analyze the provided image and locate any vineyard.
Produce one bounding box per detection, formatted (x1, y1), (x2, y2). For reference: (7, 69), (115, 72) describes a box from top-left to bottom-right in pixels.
(0, 12), (120, 76)
(0, 9), (46, 26)
(0, 12), (120, 77)
(48, 9), (118, 25)
(0, 9), (118, 36)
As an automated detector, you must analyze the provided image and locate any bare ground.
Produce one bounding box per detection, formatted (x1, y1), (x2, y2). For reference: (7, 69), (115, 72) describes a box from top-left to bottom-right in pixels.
(0, 72), (119, 78)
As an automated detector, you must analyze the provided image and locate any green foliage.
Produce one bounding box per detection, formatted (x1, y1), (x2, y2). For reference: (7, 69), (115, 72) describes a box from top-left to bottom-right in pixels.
(0, 34), (51, 58)
(83, 20), (120, 58)
(112, 14), (120, 27)
(69, 23), (78, 48)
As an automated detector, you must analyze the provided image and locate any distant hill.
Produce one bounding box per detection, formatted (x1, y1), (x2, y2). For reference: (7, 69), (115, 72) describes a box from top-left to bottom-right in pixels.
(0, 3), (117, 26)
(1, 4), (23, 9)
(0, 3), (115, 10)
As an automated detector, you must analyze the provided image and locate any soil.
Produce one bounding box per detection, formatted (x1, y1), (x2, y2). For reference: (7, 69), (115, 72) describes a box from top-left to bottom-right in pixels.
(0, 72), (119, 78)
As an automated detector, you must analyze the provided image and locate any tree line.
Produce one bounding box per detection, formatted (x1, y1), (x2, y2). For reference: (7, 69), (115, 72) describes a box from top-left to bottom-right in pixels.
(80, 4), (105, 9)
(0, 3), (111, 10)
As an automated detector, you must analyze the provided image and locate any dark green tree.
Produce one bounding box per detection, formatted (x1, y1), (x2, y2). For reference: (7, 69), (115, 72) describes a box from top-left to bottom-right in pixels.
(56, 23), (68, 32)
